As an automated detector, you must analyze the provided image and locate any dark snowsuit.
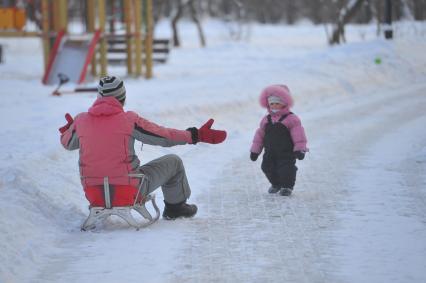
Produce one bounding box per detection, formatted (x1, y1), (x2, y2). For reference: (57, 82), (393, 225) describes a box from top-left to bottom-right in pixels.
(261, 114), (297, 189)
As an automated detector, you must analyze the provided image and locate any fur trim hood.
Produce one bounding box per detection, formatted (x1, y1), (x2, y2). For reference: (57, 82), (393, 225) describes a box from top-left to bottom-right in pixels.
(259, 85), (294, 110)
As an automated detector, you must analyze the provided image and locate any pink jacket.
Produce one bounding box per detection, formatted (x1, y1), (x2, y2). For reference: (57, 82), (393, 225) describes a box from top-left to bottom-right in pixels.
(61, 97), (192, 186)
(250, 85), (308, 154)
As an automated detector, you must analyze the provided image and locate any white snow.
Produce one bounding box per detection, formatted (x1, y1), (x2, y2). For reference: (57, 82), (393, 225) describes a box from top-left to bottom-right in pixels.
(1, 20), (426, 283)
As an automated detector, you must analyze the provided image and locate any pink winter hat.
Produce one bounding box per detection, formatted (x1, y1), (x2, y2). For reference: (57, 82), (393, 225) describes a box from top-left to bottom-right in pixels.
(259, 85), (293, 109)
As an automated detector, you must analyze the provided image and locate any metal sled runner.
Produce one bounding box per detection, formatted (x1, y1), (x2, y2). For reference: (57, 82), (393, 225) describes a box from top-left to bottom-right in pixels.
(81, 174), (160, 231)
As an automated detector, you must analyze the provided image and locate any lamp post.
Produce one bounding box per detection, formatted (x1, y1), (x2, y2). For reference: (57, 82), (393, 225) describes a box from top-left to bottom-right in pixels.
(384, 0), (393, 39)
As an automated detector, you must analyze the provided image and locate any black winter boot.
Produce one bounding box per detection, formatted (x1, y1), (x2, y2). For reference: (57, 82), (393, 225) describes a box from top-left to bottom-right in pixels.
(163, 201), (198, 220)
(279, 188), (293, 196)
(268, 186), (281, 194)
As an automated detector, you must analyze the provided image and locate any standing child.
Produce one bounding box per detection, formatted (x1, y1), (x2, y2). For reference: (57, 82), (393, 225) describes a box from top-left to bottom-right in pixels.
(250, 85), (308, 196)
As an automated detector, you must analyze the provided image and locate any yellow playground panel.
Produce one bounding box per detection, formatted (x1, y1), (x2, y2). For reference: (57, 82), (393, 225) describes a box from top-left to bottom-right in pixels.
(0, 8), (26, 30)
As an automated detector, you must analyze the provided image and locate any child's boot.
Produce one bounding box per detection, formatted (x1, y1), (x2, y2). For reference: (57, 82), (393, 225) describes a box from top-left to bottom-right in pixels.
(279, 187), (293, 196)
(268, 186), (281, 194)
(163, 201), (198, 220)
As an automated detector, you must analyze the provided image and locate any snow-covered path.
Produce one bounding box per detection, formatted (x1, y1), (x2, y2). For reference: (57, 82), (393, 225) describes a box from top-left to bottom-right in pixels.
(171, 83), (426, 282)
(34, 82), (426, 283)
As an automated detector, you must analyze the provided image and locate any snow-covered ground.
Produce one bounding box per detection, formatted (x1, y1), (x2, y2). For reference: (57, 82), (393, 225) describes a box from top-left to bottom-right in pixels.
(1, 20), (426, 283)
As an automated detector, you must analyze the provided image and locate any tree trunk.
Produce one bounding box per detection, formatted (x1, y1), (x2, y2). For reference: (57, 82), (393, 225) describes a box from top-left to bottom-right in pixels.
(329, 0), (366, 45)
(310, 0), (323, 24)
(367, 0), (382, 37)
(188, 0), (206, 47)
(285, 0), (297, 24)
(413, 0), (426, 20)
(171, 0), (184, 47)
(153, 0), (166, 25)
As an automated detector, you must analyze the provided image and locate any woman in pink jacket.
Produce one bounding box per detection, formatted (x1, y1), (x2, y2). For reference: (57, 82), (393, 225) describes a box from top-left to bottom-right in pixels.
(60, 76), (226, 219)
(250, 85), (308, 196)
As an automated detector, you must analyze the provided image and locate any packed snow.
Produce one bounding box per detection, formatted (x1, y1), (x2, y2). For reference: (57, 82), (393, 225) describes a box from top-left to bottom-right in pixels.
(1, 20), (426, 283)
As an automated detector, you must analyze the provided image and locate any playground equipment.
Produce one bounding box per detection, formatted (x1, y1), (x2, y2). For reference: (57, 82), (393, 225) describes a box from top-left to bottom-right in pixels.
(42, 30), (101, 85)
(50, 73), (98, 96)
(0, 0), (155, 85)
(108, 36), (171, 65)
(0, 6), (26, 30)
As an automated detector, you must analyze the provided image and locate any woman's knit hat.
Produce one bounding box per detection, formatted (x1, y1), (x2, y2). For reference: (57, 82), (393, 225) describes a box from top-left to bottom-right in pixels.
(97, 76), (126, 103)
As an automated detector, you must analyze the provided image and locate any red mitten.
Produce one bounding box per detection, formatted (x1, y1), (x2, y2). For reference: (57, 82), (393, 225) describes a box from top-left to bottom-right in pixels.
(59, 113), (74, 134)
(198, 119), (227, 144)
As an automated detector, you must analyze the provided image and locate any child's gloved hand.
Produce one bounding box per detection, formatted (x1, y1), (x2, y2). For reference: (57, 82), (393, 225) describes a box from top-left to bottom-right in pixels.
(59, 113), (74, 134)
(294, 151), (305, 160)
(250, 152), (259, 161)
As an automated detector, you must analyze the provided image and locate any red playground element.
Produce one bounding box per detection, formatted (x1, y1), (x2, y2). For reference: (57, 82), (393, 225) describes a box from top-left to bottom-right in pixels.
(42, 29), (101, 85)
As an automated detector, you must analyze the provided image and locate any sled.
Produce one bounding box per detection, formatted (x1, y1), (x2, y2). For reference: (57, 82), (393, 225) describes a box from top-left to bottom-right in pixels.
(81, 174), (160, 231)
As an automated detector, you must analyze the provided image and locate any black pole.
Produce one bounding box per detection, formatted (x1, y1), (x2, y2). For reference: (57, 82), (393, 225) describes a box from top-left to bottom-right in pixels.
(384, 0), (393, 39)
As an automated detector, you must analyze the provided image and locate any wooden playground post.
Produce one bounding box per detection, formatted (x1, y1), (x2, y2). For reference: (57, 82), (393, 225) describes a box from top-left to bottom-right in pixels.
(134, 0), (143, 77)
(124, 0), (134, 76)
(58, 0), (68, 33)
(52, 0), (68, 33)
(86, 0), (97, 77)
(98, 0), (108, 76)
(86, 0), (96, 33)
(51, 1), (59, 32)
(144, 0), (153, 79)
(41, 0), (50, 69)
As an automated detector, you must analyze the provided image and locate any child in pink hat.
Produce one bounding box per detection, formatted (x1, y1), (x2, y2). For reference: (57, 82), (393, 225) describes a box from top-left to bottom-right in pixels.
(250, 85), (308, 196)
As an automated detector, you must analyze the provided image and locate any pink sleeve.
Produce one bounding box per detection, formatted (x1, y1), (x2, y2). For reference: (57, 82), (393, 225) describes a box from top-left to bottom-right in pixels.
(250, 117), (267, 154)
(129, 111), (192, 144)
(284, 114), (308, 152)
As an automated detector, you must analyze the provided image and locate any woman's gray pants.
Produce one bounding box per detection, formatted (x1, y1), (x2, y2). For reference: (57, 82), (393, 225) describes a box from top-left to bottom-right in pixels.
(139, 154), (191, 204)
